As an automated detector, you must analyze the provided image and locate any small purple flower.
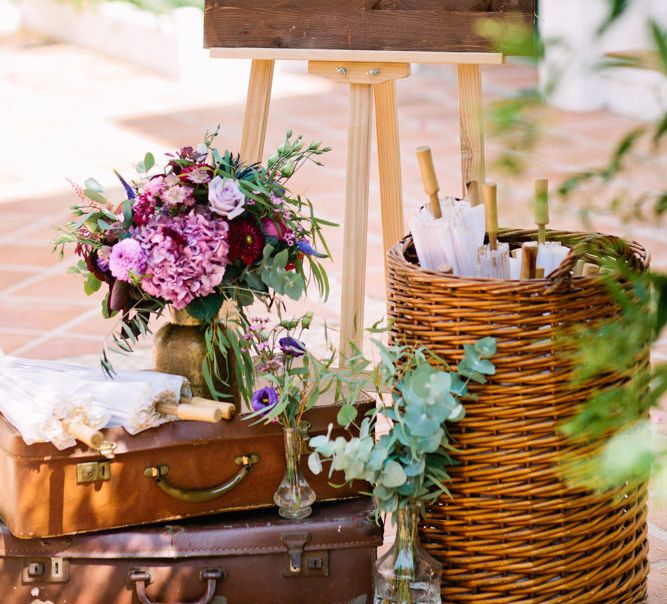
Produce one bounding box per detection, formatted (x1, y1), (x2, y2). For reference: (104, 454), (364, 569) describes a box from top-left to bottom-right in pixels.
(252, 386), (278, 415)
(108, 238), (147, 282)
(114, 170), (136, 200)
(296, 240), (327, 258)
(96, 246), (112, 272)
(279, 336), (306, 357)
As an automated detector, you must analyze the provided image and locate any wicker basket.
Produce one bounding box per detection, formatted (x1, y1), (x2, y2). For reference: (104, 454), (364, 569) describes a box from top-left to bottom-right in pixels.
(386, 229), (650, 604)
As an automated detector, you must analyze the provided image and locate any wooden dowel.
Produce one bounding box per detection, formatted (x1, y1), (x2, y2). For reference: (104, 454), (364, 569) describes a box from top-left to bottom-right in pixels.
(467, 180), (481, 207)
(483, 183), (498, 251)
(416, 146), (442, 219)
(535, 178), (549, 245)
(157, 403), (222, 423)
(520, 242), (539, 280)
(62, 420), (104, 449)
(182, 396), (236, 420)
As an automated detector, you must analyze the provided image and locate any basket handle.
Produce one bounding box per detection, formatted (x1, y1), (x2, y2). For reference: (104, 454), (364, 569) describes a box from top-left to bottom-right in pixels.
(129, 569), (224, 604)
(144, 453), (259, 503)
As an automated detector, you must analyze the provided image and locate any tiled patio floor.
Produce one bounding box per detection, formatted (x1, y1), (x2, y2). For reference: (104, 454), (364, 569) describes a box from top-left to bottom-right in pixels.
(0, 29), (666, 600)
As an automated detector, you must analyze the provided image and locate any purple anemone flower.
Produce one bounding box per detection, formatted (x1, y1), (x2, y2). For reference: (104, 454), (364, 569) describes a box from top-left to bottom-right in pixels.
(251, 386), (278, 415)
(296, 240), (327, 258)
(279, 337), (306, 358)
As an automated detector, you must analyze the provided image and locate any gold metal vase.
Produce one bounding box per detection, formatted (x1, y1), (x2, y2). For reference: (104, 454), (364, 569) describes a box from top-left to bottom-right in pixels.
(153, 307), (239, 406)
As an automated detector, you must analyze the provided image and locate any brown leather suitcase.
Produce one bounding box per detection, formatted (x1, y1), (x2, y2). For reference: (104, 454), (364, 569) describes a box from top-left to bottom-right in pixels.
(0, 498), (382, 604)
(0, 399), (371, 539)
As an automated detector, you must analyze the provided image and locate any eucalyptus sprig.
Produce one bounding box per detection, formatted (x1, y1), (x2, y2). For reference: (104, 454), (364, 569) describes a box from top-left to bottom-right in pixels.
(308, 337), (497, 516)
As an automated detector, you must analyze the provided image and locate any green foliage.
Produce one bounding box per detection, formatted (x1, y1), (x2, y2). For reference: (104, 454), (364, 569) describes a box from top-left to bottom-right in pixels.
(561, 263), (667, 490)
(186, 293), (224, 323)
(308, 338), (497, 515)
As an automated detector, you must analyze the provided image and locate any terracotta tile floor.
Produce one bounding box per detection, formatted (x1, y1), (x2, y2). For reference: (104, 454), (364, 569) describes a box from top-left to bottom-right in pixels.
(1, 29), (666, 599)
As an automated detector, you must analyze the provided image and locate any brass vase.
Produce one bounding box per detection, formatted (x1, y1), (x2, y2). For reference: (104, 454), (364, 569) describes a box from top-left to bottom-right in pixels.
(153, 307), (238, 406)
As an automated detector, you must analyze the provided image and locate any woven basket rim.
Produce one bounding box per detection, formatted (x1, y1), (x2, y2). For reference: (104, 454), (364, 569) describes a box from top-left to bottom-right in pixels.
(388, 227), (649, 288)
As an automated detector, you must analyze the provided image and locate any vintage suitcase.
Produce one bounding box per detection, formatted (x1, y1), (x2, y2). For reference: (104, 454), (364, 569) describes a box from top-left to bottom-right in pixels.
(0, 397), (372, 539)
(0, 498), (382, 604)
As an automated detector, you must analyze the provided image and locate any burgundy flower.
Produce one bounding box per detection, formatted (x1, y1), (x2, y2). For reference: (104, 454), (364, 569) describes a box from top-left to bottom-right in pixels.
(132, 193), (157, 227)
(228, 218), (265, 266)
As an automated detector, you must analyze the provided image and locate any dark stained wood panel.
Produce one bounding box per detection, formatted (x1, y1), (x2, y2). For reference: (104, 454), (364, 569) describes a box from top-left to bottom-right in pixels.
(204, 1), (537, 54)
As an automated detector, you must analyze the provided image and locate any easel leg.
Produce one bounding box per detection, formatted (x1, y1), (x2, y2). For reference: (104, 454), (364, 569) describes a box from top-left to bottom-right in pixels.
(339, 83), (373, 363)
(240, 59), (275, 164)
(457, 64), (486, 195)
(374, 80), (405, 257)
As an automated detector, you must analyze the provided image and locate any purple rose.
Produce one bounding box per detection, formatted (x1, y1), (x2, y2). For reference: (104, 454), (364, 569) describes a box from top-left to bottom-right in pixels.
(108, 238), (147, 282)
(279, 337), (306, 358)
(251, 386), (279, 415)
(208, 176), (246, 219)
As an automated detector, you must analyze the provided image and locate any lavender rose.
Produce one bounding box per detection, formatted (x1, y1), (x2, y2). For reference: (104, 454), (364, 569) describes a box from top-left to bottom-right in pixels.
(108, 238), (147, 282)
(208, 176), (246, 219)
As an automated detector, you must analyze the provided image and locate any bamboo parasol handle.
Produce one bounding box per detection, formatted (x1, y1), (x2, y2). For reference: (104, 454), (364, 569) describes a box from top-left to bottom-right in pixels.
(157, 402), (222, 423)
(520, 242), (539, 280)
(535, 178), (549, 245)
(62, 420), (104, 449)
(181, 396), (236, 420)
(416, 146), (442, 219)
(483, 183), (498, 250)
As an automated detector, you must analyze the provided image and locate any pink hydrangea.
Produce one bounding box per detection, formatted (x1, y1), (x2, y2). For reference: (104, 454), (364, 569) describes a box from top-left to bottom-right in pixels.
(108, 238), (147, 282)
(134, 210), (229, 309)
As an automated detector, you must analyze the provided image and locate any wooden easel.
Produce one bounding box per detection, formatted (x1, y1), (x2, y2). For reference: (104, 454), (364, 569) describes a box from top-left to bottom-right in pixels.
(210, 48), (503, 362)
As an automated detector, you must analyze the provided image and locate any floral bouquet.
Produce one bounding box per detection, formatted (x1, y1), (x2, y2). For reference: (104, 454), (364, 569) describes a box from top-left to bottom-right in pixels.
(240, 312), (341, 519)
(55, 129), (332, 403)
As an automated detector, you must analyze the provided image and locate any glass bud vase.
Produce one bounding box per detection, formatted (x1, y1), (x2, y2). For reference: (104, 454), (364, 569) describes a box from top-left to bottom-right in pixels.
(273, 424), (316, 520)
(374, 504), (442, 604)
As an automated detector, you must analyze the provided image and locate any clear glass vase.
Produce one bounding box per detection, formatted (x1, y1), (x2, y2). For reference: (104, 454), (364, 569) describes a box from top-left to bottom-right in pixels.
(374, 504), (442, 604)
(273, 424), (316, 520)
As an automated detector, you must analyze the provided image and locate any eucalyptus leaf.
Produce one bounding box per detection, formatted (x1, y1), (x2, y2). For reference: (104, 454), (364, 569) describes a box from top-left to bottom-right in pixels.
(185, 293), (224, 323)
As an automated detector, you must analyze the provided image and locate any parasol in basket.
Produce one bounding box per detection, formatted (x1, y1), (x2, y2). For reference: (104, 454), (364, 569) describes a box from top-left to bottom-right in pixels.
(477, 183), (510, 279)
(510, 179), (571, 279)
(410, 146), (485, 276)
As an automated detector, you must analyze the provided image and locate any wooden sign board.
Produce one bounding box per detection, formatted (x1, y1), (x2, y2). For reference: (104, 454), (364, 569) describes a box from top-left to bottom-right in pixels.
(204, 0), (537, 54)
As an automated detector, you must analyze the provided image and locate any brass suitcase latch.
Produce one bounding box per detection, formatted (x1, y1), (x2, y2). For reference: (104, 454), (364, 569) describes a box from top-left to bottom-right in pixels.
(76, 460), (111, 484)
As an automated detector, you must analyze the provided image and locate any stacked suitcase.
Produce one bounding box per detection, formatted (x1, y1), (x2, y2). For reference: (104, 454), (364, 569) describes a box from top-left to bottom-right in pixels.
(0, 399), (382, 603)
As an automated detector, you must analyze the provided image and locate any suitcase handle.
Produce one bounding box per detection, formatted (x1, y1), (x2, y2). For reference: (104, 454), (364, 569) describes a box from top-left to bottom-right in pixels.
(129, 569), (224, 604)
(144, 453), (260, 503)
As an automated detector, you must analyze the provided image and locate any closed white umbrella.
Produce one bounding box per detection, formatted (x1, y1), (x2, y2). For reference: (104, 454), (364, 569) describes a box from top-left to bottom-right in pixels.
(2, 357), (231, 434)
(476, 183), (510, 279)
(411, 147), (485, 276)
